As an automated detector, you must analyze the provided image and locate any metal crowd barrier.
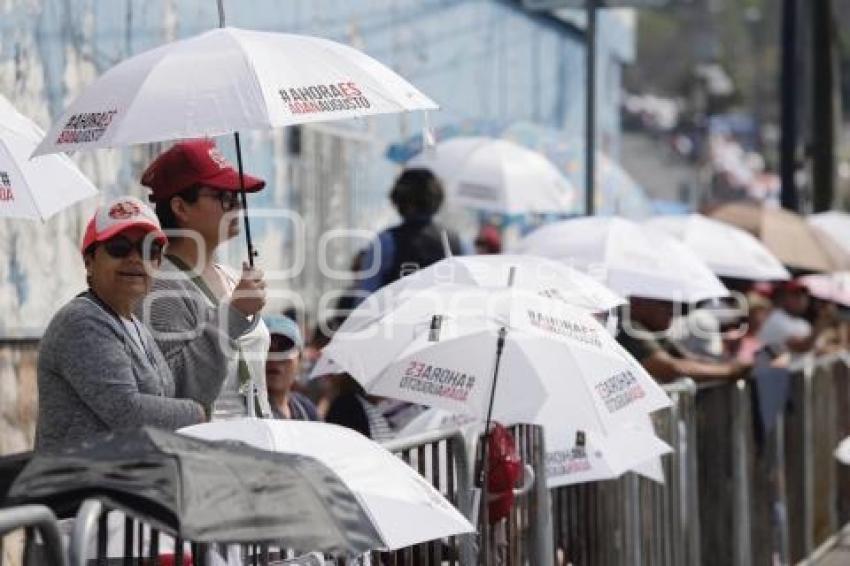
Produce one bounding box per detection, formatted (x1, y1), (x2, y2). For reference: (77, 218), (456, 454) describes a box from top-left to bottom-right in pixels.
(69, 498), (371, 565)
(380, 427), (476, 565)
(0, 504), (66, 566)
(550, 378), (700, 566)
(36, 355), (850, 566)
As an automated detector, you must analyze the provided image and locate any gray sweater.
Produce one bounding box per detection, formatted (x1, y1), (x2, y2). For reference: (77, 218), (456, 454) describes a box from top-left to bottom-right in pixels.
(136, 256), (254, 409)
(35, 293), (203, 452)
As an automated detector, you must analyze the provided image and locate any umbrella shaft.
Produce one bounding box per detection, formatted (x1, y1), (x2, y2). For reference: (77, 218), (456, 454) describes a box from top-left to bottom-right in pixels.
(233, 132), (257, 267)
(477, 327), (507, 545)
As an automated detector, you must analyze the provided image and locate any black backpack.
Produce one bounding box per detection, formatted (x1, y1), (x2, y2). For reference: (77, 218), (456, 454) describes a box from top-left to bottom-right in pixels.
(383, 221), (462, 287)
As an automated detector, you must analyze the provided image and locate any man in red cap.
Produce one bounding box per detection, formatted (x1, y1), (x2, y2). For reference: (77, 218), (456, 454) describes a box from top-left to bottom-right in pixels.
(137, 138), (272, 419)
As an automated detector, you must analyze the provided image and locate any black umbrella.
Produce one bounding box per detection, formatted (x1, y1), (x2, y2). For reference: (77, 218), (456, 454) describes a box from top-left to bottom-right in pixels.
(8, 427), (382, 555)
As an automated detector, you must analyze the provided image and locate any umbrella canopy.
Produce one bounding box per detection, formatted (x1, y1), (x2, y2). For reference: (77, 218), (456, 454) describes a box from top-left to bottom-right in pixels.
(0, 95), (97, 220)
(319, 286), (670, 443)
(514, 217), (729, 303)
(709, 203), (850, 273)
(799, 272), (850, 307)
(808, 211), (850, 258)
(34, 27), (437, 155)
(406, 137), (576, 214)
(646, 214), (790, 281)
(397, 408), (669, 488)
(341, 254), (624, 334)
(8, 427), (383, 554)
(180, 419), (473, 551)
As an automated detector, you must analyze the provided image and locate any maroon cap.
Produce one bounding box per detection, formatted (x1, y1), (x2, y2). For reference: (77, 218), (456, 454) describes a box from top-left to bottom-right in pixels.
(141, 138), (265, 202)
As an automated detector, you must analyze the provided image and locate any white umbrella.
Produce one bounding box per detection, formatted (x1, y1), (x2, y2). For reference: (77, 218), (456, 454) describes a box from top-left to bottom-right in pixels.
(406, 137), (575, 214)
(514, 217), (729, 303)
(800, 272), (850, 307)
(180, 418), (473, 551)
(646, 214), (790, 281)
(320, 286), (670, 440)
(34, 27), (436, 155)
(342, 254), (624, 334)
(0, 95), (97, 220)
(33, 26), (437, 262)
(809, 211), (850, 258)
(399, 408), (670, 487)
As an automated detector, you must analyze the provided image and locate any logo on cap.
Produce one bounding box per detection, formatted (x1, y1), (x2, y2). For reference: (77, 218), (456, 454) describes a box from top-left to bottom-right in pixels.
(207, 147), (229, 170)
(108, 200), (143, 220)
(0, 171), (13, 202)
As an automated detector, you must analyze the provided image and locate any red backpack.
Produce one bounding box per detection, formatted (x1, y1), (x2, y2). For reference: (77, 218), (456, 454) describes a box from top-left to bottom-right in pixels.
(486, 423), (523, 524)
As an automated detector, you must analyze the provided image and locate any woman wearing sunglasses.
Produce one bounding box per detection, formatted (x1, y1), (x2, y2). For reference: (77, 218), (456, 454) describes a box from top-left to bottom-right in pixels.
(137, 139), (271, 420)
(35, 197), (205, 452)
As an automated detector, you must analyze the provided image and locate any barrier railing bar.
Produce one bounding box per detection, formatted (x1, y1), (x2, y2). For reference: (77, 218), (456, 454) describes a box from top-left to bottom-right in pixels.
(803, 359), (815, 562)
(0, 505), (67, 566)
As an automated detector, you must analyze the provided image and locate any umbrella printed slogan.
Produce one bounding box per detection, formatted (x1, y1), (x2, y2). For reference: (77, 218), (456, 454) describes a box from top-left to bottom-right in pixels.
(278, 82), (371, 115)
(526, 310), (603, 348)
(0, 171), (13, 202)
(55, 110), (118, 144)
(398, 361), (477, 402)
(546, 432), (595, 477)
(595, 369), (646, 413)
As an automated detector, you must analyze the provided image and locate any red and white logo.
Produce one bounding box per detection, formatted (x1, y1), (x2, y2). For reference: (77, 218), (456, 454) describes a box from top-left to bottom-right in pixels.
(0, 171), (13, 202)
(108, 200), (143, 220)
(208, 147), (229, 170)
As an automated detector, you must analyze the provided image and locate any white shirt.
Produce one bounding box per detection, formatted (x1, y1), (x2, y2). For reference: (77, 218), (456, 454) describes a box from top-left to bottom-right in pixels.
(757, 308), (812, 350)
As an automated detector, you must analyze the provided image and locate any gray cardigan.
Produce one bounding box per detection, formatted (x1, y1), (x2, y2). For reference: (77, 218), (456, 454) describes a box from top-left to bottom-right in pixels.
(35, 293), (203, 452)
(135, 256), (254, 408)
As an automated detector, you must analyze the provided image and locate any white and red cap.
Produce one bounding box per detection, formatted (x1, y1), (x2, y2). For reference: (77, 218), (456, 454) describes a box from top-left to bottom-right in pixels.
(81, 196), (167, 253)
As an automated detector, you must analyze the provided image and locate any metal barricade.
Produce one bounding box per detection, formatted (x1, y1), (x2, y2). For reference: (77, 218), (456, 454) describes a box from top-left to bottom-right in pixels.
(550, 378), (700, 566)
(0, 504), (66, 566)
(380, 427), (475, 566)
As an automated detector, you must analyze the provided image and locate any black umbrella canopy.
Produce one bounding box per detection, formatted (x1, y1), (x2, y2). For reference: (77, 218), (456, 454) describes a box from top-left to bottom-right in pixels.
(8, 427), (382, 555)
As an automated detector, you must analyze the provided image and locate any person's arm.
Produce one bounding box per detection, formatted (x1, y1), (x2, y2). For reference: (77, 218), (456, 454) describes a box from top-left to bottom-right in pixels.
(55, 314), (204, 429)
(640, 349), (749, 384)
(139, 283), (253, 406)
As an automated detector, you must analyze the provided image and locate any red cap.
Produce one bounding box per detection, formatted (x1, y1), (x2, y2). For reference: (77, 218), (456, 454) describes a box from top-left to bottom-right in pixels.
(773, 279), (807, 296)
(141, 138), (265, 202)
(82, 196), (167, 252)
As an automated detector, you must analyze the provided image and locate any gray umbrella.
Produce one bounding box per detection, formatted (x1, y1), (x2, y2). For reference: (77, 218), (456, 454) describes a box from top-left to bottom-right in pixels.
(8, 427), (382, 556)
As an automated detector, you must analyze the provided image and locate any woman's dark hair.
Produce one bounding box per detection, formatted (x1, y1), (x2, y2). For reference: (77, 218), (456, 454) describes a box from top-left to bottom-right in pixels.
(153, 185), (201, 230)
(389, 168), (444, 218)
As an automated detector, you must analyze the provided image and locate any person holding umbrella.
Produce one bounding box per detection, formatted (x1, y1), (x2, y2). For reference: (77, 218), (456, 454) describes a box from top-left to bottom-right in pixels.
(36, 197), (205, 452)
(138, 139), (271, 419)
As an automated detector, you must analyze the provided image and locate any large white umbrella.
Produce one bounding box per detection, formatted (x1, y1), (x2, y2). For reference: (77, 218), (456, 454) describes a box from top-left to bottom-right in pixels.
(799, 272), (850, 307)
(319, 286), (670, 444)
(406, 137), (576, 214)
(33, 26), (437, 262)
(808, 211), (850, 258)
(0, 95), (97, 220)
(646, 214), (790, 281)
(514, 217), (729, 303)
(34, 27), (436, 155)
(181, 418), (473, 551)
(342, 254), (624, 334)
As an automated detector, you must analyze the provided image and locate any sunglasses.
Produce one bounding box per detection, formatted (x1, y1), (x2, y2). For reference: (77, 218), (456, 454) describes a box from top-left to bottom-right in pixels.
(102, 235), (164, 261)
(199, 189), (242, 212)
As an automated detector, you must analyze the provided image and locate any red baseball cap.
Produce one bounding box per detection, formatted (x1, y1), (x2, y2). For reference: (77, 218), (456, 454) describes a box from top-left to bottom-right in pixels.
(81, 196), (167, 252)
(141, 138), (265, 202)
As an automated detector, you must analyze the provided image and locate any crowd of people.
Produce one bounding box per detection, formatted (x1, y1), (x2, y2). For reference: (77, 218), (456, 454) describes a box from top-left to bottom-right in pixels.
(34, 136), (848, 453)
